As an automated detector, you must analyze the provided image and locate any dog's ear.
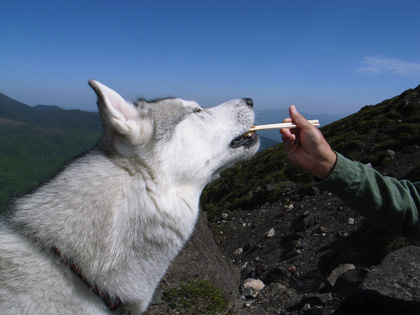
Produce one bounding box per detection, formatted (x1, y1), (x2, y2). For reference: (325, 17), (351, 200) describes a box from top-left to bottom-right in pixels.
(89, 80), (153, 144)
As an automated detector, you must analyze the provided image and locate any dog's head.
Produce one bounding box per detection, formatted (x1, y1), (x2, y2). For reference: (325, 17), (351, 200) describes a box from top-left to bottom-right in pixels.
(89, 80), (259, 188)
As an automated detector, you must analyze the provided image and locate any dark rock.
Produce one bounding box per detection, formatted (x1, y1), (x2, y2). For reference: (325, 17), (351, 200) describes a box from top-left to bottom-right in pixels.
(289, 271), (324, 294)
(301, 296), (323, 308)
(285, 299), (304, 312)
(263, 267), (290, 284)
(150, 288), (163, 305)
(301, 293), (334, 306)
(243, 240), (257, 253)
(402, 161), (420, 182)
(240, 267), (255, 282)
(402, 145), (420, 154)
(362, 246), (420, 302)
(295, 214), (317, 231)
(318, 222), (394, 275)
(333, 267), (368, 298)
(297, 185), (321, 198)
(304, 308), (335, 315)
(254, 265), (267, 277)
(286, 293), (334, 314)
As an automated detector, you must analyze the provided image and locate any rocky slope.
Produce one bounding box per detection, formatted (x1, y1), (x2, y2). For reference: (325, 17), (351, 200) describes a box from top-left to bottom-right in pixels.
(215, 145), (420, 314)
(143, 142), (420, 315)
(206, 84), (420, 314)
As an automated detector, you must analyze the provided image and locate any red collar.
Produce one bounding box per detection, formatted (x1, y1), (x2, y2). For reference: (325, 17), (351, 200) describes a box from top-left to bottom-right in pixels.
(52, 246), (122, 309)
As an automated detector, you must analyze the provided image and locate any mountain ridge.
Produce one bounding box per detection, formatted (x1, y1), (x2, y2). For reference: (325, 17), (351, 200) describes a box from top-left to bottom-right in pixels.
(34, 104), (63, 111)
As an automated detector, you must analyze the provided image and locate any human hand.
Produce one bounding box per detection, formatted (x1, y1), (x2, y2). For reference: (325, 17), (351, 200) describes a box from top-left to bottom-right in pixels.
(279, 105), (337, 180)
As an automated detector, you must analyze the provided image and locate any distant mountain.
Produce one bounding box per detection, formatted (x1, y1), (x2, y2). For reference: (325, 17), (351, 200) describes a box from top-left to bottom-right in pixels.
(0, 93), (35, 120)
(33, 104), (62, 111)
(201, 84), (420, 220)
(0, 93), (101, 129)
(0, 93), (102, 211)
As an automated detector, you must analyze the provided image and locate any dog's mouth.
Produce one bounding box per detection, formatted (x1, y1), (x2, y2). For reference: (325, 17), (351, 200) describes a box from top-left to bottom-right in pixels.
(230, 129), (258, 149)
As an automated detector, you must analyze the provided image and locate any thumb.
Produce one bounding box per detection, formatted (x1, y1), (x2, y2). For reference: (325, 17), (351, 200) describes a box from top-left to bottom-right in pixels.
(289, 105), (311, 129)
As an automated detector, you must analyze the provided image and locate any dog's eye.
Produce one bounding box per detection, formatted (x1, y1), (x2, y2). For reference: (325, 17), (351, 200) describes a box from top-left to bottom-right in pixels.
(193, 108), (202, 113)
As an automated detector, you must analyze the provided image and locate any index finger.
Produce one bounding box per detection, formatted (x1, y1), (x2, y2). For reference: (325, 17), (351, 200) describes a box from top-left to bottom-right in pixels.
(279, 117), (294, 139)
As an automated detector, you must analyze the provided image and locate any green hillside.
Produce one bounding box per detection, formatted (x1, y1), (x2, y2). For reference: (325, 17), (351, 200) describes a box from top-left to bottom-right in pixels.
(0, 93), (102, 211)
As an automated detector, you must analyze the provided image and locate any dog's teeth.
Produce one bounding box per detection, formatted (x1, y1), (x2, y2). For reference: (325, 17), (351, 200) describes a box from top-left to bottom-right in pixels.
(244, 131), (255, 138)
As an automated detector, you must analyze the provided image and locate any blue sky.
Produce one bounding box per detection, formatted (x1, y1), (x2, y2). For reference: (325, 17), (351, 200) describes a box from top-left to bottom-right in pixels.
(1, 0), (420, 116)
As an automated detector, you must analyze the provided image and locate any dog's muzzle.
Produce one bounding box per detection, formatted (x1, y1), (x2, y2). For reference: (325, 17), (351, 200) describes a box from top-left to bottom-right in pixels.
(230, 131), (257, 149)
(229, 98), (258, 149)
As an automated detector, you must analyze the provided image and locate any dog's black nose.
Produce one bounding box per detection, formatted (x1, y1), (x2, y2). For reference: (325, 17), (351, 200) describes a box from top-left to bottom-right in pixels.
(243, 98), (253, 107)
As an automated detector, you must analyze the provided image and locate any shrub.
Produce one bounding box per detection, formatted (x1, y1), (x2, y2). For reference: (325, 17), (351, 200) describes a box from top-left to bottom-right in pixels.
(401, 162), (420, 182)
(163, 279), (228, 314)
(342, 140), (365, 160)
(380, 157), (393, 169)
(385, 236), (419, 254)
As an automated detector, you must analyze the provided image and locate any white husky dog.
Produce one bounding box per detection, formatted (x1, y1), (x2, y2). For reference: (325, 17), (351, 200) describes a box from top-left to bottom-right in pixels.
(0, 80), (259, 314)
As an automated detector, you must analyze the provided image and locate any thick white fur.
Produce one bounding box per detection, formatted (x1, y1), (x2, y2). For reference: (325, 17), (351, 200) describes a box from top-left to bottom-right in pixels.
(0, 80), (259, 314)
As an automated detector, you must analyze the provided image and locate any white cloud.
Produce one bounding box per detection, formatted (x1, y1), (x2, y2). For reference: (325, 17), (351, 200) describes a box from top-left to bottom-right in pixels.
(357, 56), (420, 77)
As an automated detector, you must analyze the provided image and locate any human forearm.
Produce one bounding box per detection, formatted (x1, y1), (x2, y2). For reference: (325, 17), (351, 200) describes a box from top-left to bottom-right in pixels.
(317, 153), (420, 240)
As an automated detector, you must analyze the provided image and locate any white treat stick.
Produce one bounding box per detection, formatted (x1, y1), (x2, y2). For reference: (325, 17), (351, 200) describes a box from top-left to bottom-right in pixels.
(249, 120), (320, 131)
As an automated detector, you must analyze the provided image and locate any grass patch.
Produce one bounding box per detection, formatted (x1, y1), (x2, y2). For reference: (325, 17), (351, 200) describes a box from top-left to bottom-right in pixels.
(163, 279), (228, 314)
(385, 236), (420, 254)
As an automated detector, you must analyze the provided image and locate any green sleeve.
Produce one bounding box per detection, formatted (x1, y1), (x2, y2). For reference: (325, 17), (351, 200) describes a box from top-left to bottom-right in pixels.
(316, 153), (420, 240)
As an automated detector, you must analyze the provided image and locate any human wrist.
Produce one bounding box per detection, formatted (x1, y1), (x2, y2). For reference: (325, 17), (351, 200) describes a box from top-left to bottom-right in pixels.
(313, 150), (337, 180)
